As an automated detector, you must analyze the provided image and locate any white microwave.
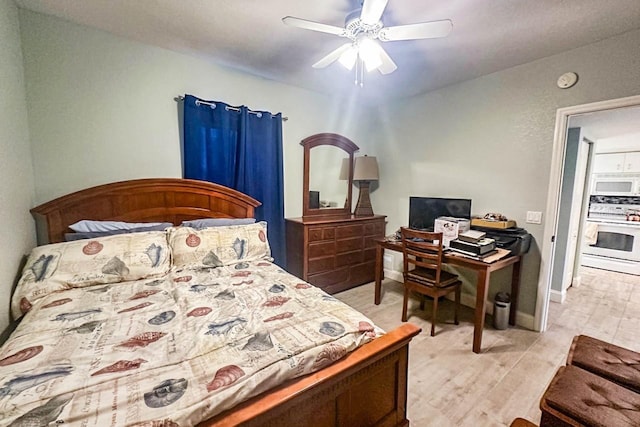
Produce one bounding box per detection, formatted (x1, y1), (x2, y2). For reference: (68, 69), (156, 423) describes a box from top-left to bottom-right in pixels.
(591, 176), (640, 196)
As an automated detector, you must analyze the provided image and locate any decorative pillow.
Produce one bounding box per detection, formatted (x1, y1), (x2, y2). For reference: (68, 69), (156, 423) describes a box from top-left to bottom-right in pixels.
(168, 222), (271, 269)
(11, 231), (171, 319)
(69, 220), (166, 233)
(64, 223), (173, 241)
(180, 217), (256, 230)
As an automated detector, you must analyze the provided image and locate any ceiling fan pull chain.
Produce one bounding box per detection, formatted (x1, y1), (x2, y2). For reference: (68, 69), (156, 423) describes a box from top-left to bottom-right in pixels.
(354, 58), (357, 85)
(353, 58), (365, 87)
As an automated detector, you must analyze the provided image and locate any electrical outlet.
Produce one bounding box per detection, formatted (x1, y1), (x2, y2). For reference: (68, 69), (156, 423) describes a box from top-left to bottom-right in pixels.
(526, 211), (543, 224)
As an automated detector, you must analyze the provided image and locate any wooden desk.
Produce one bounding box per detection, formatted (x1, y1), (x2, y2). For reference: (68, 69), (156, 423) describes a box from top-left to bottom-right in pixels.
(374, 238), (522, 354)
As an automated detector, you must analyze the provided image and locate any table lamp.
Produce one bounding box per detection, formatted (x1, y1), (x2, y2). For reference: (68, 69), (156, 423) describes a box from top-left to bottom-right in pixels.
(353, 155), (379, 217)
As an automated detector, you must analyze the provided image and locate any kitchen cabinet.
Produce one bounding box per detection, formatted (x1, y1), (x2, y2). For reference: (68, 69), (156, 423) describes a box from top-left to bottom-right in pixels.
(624, 152), (640, 172)
(593, 152), (640, 173)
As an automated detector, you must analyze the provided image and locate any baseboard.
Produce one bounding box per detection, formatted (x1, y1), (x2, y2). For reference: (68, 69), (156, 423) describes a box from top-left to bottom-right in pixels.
(382, 268), (535, 330)
(549, 289), (566, 304)
(572, 275), (581, 288)
(457, 292), (535, 330)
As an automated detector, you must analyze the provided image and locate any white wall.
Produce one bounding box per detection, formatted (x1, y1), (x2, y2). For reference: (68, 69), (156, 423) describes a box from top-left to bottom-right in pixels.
(0, 0), (36, 332)
(596, 131), (640, 153)
(368, 29), (640, 318)
(19, 10), (374, 220)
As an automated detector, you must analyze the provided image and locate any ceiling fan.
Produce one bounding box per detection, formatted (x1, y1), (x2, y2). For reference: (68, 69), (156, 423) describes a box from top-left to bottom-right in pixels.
(282, 0), (452, 84)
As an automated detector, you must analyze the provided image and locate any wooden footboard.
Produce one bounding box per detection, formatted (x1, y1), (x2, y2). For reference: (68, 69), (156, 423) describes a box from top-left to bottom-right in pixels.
(201, 323), (421, 427)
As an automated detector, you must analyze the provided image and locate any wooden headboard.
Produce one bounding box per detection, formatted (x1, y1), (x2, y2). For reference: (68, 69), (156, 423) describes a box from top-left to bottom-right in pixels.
(30, 178), (261, 244)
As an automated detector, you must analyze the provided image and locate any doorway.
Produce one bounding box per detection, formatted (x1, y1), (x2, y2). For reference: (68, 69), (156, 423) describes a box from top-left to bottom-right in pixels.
(547, 127), (593, 303)
(536, 94), (640, 332)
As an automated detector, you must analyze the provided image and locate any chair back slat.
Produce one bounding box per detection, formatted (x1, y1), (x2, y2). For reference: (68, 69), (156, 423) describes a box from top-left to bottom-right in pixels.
(400, 227), (444, 284)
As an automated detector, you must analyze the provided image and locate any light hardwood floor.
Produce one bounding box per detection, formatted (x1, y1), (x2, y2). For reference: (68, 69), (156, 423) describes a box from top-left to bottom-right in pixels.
(335, 266), (640, 426)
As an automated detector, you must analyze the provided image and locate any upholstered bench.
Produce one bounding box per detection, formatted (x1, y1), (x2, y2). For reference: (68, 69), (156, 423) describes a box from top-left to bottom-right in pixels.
(540, 365), (640, 426)
(567, 335), (640, 394)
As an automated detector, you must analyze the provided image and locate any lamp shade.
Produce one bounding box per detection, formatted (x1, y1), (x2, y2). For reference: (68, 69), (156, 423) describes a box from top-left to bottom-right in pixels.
(338, 157), (351, 180)
(353, 155), (379, 181)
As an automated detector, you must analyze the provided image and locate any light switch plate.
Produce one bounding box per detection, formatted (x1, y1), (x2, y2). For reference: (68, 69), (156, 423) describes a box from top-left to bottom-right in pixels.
(526, 211), (542, 224)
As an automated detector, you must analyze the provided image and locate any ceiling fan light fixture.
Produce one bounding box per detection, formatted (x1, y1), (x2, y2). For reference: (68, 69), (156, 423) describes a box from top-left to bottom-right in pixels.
(362, 53), (382, 72)
(283, 0), (452, 82)
(359, 38), (382, 71)
(338, 45), (358, 70)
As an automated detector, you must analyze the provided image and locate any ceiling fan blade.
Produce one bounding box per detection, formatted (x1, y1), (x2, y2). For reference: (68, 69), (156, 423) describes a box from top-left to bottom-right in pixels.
(360, 0), (388, 25)
(282, 16), (345, 36)
(312, 43), (353, 68)
(379, 19), (453, 41)
(375, 45), (398, 75)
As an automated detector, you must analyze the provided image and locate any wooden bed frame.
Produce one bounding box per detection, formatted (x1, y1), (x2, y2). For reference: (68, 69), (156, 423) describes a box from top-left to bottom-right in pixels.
(31, 178), (262, 244)
(29, 178), (421, 427)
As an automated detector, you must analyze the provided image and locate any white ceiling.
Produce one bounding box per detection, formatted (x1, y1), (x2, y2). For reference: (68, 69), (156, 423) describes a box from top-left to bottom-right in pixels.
(14, 0), (640, 101)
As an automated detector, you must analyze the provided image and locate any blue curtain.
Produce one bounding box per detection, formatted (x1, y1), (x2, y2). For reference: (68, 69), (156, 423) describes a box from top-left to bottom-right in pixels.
(183, 94), (286, 266)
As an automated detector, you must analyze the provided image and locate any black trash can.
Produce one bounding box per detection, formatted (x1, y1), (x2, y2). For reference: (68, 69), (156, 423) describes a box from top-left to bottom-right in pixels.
(493, 292), (511, 330)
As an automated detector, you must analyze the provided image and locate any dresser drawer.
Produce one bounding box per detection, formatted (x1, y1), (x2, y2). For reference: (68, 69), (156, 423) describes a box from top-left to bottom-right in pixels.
(364, 235), (380, 250)
(308, 227), (336, 242)
(308, 256), (334, 274)
(309, 241), (335, 258)
(335, 224), (364, 239)
(336, 237), (363, 253)
(363, 220), (384, 236)
(349, 260), (376, 286)
(363, 247), (376, 261)
(308, 267), (349, 289)
(336, 250), (363, 267)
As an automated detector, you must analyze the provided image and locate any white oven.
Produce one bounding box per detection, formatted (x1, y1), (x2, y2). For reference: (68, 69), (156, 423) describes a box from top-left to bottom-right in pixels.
(582, 220), (640, 275)
(591, 176), (640, 196)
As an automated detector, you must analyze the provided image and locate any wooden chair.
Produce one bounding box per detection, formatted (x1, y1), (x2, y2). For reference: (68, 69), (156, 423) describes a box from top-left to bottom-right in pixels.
(400, 227), (462, 336)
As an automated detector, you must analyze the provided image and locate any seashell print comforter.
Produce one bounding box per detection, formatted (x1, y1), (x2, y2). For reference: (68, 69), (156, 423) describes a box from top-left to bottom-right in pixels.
(0, 260), (384, 426)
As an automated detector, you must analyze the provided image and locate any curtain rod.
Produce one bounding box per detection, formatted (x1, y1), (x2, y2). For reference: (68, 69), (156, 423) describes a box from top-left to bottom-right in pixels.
(175, 96), (288, 121)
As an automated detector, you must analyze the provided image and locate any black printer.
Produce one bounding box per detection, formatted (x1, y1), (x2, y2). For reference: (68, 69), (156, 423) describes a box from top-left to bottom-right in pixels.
(470, 226), (532, 256)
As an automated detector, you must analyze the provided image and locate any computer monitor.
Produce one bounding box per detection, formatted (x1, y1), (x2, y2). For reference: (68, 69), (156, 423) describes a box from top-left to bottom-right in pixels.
(409, 197), (472, 231)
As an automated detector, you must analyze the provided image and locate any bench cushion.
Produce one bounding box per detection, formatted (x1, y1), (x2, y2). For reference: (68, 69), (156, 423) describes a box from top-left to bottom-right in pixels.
(567, 335), (640, 394)
(541, 365), (640, 427)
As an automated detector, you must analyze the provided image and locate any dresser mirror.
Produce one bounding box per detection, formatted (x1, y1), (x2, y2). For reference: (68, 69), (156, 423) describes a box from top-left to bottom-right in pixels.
(302, 133), (359, 219)
(309, 146), (349, 209)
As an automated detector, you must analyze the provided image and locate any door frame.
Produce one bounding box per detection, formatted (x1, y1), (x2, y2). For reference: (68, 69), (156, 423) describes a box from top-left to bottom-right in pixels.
(557, 132), (593, 300)
(534, 94), (640, 332)
(571, 137), (595, 287)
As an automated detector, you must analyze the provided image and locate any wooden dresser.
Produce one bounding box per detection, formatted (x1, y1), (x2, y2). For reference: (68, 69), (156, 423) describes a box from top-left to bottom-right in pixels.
(286, 215), (386, 294)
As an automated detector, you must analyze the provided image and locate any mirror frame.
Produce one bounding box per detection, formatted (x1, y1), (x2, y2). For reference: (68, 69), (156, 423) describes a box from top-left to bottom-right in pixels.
(301, 133), (359, 219)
